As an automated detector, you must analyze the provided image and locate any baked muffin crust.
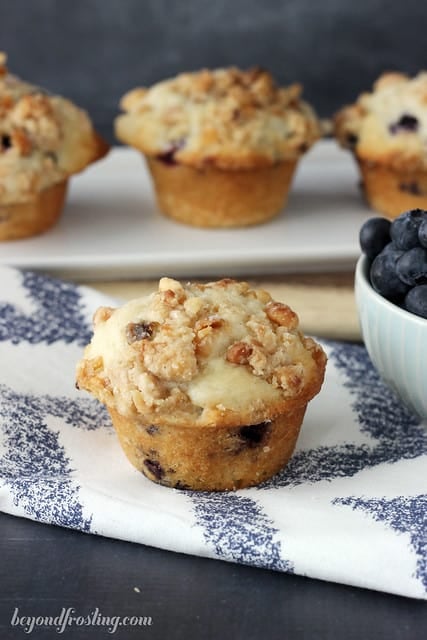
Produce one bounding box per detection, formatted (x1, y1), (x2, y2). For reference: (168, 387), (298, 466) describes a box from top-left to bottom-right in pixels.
(115, 67), (321, 170)
(0, 53), (108, 205)
(334, 71), (427, 172)
(77, 278), (326, 429)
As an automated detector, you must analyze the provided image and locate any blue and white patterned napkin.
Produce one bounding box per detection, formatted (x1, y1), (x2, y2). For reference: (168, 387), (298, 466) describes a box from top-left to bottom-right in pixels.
(0, 266), (426, 599)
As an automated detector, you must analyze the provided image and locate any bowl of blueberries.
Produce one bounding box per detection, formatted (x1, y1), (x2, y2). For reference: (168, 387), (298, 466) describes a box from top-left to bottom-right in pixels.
(355, 208), (427, 422)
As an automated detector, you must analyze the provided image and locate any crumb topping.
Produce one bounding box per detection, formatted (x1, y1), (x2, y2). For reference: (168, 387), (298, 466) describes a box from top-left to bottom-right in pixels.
(76, 278), (327, 427)
(0, 53), (108, 204)
(115, 67), (321, 170)
(334, 71), (427, 171)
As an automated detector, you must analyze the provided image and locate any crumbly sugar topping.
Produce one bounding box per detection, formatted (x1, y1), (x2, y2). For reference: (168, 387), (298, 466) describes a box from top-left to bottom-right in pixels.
(334, 71), (427, 171)
(77, 278), (326, 427)
(115, 67), (321, 170)
(0, 53), (108, 204)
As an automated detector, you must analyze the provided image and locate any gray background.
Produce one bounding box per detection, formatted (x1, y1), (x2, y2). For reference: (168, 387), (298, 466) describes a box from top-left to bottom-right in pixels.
(1, 0), (426, 143)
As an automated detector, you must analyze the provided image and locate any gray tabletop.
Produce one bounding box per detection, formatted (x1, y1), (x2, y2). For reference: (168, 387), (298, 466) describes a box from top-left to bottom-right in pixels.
(1, 512), (426, 640)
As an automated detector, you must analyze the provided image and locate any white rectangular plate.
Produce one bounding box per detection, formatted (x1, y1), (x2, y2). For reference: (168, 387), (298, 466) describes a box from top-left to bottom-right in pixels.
(0, 141), (372, 281)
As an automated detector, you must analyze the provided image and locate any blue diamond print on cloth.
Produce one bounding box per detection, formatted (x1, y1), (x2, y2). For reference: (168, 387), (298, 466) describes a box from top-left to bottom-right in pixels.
(189, 491), (293, 572)
(0, 384), (107, 530)
(0, 270), (92, 346)
(334, 495), (427, 591)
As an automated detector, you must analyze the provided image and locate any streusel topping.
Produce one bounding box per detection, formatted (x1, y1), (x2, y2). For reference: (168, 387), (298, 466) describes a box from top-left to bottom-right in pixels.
(334, 71), (427, 171)
(0, 53), (108, 204)
(76, 278), (326, 427)
(115, 67), (321, 170)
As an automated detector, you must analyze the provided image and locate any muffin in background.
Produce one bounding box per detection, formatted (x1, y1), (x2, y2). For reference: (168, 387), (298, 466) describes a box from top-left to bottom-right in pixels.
(115, 67), (321, 228)
(76, 277), (326, 491)
(334, 71), (427, 218)
(0, 53), (109, 240)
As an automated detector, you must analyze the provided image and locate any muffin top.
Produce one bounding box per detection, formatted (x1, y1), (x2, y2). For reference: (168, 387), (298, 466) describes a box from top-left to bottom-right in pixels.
(115, 67), (321, 170)
(334, 71), (427, 171)
(0, 53), (109, 204)
(76, 277), (326, 428)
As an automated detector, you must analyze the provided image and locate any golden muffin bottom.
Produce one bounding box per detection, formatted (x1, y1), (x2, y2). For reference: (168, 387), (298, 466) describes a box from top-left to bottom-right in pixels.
(0, 180), (68, 241)
(358, 159), (427, 218)
(145, 156), (297, 228)
(109, 405), (306, 491)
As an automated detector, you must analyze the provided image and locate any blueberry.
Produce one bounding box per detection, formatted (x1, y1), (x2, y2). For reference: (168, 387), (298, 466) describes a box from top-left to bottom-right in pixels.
(360, 209), (427, 318)
(174, 481), (190, 490)
(346, 133), (358, 148)
(359, 217), (391, 259)
(404, 285), (427, 319)
(396, 247), (427, 286)
(419, 217), (427, 249)
(389, 114), (419, 134)
(1, 134), (11, 150)
(156, 148), (178, 166)
(399, 181), (422, 195)
(126, 321), (156, 344)
(370, 251), (410, 299)
(143, 459), (164, 480)
(146, 425), (160, 436)
(381, 241), (403, 257)
(390, 209), (426, 250)
(156, 139), (185, 166)
(238, 422), (270, 448)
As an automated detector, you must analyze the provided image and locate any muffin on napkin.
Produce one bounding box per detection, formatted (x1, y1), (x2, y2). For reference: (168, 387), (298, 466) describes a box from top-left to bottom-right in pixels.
(115, 67), (321, 228)
(0, 53), (109, 240)
(76, 277), (326, 491)
(334, 71), (427, 218)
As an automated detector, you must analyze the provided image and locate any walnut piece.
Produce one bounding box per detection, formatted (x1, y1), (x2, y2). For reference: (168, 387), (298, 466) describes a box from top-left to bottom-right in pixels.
(226, 341), (253, 365)
(93, 306), (115, 325)
(265, 301), (299, 329)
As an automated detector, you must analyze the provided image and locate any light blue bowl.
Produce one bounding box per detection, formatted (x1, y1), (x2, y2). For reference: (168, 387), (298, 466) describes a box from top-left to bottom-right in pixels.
(355, 255), (427, 422)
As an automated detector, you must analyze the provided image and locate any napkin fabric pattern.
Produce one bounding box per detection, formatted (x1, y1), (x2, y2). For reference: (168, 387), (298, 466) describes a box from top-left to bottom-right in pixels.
(0, 266), (426, 600)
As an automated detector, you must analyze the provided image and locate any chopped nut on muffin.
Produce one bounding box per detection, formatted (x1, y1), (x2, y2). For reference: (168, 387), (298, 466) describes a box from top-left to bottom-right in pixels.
(115, 67), (321, 228)
(0, 52), (109, 240)
(76, 277), (327, 491)
(334, 71), (427, 218)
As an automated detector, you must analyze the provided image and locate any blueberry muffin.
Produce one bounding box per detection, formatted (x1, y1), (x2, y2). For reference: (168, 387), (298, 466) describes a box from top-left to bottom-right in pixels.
(76, 277), (326, 491)
(334, 71), (427, 218)
(115, 67), (321, 228)
(0, 53), (109, 240)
